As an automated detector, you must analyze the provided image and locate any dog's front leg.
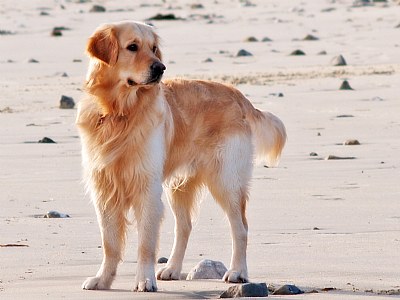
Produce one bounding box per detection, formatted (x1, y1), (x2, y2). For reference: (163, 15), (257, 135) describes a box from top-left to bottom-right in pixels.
(133, 182), (164, 292)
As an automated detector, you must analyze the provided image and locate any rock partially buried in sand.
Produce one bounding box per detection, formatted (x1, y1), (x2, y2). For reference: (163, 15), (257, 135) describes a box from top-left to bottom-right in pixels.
(331, 55), (347, 66)
(344, 139), (360, 145)
(303, 34), (319, 41)
(339, 80), (353, 90)
(236, 49), (253, 57)
(273, 284), (304, 295)
(290, 49), (306, 56)
(220, 282), (268, 298)
(89, 5), (106, 12)
(38, 137), (56, 144)
(186, 259), (227, 280)
(60, 95), (75, 109)
(44, 211), (70, 218)
(325, 155), (356, 160)
(157, 257), (168, 264)
(148, 13), (181, 21)
(244, 36), (258, 42)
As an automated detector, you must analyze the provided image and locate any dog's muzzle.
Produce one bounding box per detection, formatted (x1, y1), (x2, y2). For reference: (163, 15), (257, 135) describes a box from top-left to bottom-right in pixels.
(148, 61), (166, 84)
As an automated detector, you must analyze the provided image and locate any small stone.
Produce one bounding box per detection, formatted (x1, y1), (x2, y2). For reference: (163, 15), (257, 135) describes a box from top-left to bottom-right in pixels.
(51, 28), (62, 36)
(290, 49), (306, 56)
(325, 155), (356, 160)
(310, 152), (318, 156)
(0, 30), (14, 35)
(371, 96), (384, 101)
(89, 5), (106, 12)
(157, 257), (168, 264)
(60, 95), (75, 109)
(38, 137), (56, 144)
(220, 282), (268, 298)
(148, 13), (180, 21)
(73, 59), (82, 63)
(269, 92), (284, 97)
(344, 139), (360, 145)
(0, 107), (13, 113)
(317, 50), (327, 55)
(44, 211), (70, 218)
(236, 49), (253, 57)
(61, 72), (68, 77)
(190, 3), (204, 9)
(336, 114), (354, 118)
(273, 284), (304, 295)
(331, 55), (347, 66)
(28, 58), (39, 63)
(303, 34), (319, 41)
(186, 259), (227, 280)
(40, 11), (50, 16)
(244, 36), (258, 42)
(339, 80), (353, 90)
(313, 227), (320, 230)
(262, 37), (272, 42)
(203, 57), (213, 63)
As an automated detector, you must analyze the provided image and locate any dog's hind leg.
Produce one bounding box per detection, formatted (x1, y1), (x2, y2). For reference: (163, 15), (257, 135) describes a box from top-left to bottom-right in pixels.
(82, 199), (126, 290)
(206, 135), (253, 283)
(157, 177), (201, 280)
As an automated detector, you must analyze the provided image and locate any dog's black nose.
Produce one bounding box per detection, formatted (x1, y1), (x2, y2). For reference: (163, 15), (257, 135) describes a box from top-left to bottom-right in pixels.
(150, 61), (166, 78)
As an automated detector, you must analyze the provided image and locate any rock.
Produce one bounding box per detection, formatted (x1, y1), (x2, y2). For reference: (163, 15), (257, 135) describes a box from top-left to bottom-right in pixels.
(331, 55), (347, 66)
(28, 58), (39, 63)
(344, 139), (360, 145)
(290, 49), (306, 56)
(325, 155), (356, 160)
(317, 50), (327, 55)
(236, 49), (253, 57)
(273, 284), (304, 295)
(38, 137), (56, 144)
(0, 30), (15, 35)
(61, 72), (68, 78)
(157, 257), (168, 264)
(303, 34), (319, 41)
(60, 95), (75, 109)
(44, 211), (70, 218)
(51, 28), (62, 36)
(203, 57), (213, 63)
(371, 96), (383, 101)
(336, 114), (354, 118)
(186, 259), (227, 280)
(40, 11), (50, 16)
(262, 37), (272, 42)
(190, 3), (204, 9)
(90, 5), (106, 12)
(0, 107), (13, 113)
(73, 59), (82, 63)
(310, 152), (318, 156)
(244, 36), (258, 42)
(220, 282), (268, 298)
(339, 80), (353, 90)
(148, 13), (181, 21)
(269, 92), (284, 97)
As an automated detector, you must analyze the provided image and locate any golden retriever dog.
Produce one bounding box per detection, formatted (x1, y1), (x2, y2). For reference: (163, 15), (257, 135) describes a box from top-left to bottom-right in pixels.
(77, 21), (286, 292)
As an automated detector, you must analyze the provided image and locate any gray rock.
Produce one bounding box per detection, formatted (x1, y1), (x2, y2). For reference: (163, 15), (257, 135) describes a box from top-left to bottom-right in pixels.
(325, 155), (356, 160)
(203, 57), (213, 63)
(317, 50), (327, 55)
(38, 137), (56, 144)
(220, 282), (268, 298)
(244, 36), (258, 42)
(44, 210), (70, 218)
(331, 55), (347, 66)
(28, 58), (39, 63)
(262, 37), (272, 42)
(303, 34), (319, 41)
(186, 259), (227, 280)
(273, 284), (304, 295)
(339, 80), (353, 90)
(236, 49), (253, 57)
(90, 5), (106, 12)
(310, 152), (318, 156)
(157, 257), (168, 264)
(60, 95), (75, 109)
(290, 49), (305, 56)
(344, 139), (360, 145)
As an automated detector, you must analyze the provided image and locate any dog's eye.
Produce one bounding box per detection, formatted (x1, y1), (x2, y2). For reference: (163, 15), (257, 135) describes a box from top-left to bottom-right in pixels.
(127, 44), (138, 52)
(152, 46), (158, 53)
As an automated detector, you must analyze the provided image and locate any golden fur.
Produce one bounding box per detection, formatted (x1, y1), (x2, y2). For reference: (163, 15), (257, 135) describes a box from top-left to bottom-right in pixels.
(77, 21), (286, 292)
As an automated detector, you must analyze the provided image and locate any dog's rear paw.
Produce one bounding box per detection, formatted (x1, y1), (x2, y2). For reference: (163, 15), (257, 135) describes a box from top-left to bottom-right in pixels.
(222, 269), (249, 283)
(82, 276), (111, 290)
(133, 278), (157, 292)
(156, 266), (181, 280)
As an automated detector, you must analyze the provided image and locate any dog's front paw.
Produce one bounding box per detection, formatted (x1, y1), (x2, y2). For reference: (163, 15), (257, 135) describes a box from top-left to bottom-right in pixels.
(222, 269), (249, 283)
(82, 276), (112, 290)
(156, 265), (181, 280)
(133, 278), (157, 292)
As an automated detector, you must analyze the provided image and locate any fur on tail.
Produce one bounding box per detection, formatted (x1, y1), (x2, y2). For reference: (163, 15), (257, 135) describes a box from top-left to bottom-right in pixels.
(248, 109), (287, 167)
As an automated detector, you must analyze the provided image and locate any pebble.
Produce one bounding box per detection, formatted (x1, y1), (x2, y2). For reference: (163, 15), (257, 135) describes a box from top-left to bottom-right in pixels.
(190, 3), (204, 9)
(244, 36), (258, 42)
(317, 50), (327, 55)
(28, 58), (39, 63)
(262, 37), (272, 42)
(236, 49), (253, 57)
(148, 13), (180, 20)
(44, 211), (70, 218)
(303, 34), (319, 41)
(186, 259), (227, 280)
(344, 139), (360, 145)
(90, 5), (106, 12)
(325, 155), (356, 160)
(331, 55), (347, 66)
(203, 57), (213, 63)
(38, 137), (56, 144)
(157, 257), (168, 264)
(290, 49), (306, 55)
(310, 152), (318, 156)
(273, 284), (304, 295)
(51, 28), (62, 36)
(339, 80), (353, 90)
(336, 114), (354, 118)
(220, 282), (268, 298)
(60, 95), (75, 109)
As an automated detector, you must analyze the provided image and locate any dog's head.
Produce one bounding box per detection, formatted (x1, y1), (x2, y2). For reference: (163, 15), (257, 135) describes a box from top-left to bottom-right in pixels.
(86, 21), (165, 88)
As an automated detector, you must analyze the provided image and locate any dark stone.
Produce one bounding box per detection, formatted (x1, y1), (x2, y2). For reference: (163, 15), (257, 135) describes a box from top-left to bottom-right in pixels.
(236, 49), (253, 57)
(262, 37), (272, 42)
(157, 257), (168, 264)
(148, 13), (181, 21)
(273, 284), (304, 295)
(51, 28), (62, 36)
(28, 58), (39, 63)
(203, 57), (213, 63)
(220, 282), (268, 298)
(325, 155), (356, 160)
(336, 114), (354, 118)
(344, 139), (360, 145)
(339, 80), (353, 90)
(60, 95), (75, 109)
(190, 4), (204, 9)
(44, 210), (70, 218)
(331, 55), (347, 66)
(290, 49), (306, 56)
(38, 137), (56, 144)
(303, 34), (319, 41)
(0, 30), (15, 35)
(310, 152), (318, 156)
(89, 5), (106, 12)
(244, 36), (258, 42)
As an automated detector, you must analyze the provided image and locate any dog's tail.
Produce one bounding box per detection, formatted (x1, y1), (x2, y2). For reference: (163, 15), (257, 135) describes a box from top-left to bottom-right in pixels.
(248, 108), (287, 167)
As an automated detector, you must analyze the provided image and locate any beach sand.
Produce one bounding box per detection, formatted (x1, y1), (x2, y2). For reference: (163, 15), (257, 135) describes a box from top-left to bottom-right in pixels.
(1, 0), (399, 299)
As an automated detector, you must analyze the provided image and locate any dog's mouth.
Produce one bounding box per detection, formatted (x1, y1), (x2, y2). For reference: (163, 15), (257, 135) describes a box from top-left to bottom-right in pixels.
(127, 74), (163, 87)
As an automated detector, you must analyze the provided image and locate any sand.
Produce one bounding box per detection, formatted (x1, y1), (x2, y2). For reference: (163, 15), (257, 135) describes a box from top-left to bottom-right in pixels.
(1, 0), (399, 299)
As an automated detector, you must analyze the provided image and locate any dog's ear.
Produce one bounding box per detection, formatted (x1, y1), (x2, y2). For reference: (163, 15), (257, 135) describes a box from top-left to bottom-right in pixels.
(86, 25), (119, 65)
